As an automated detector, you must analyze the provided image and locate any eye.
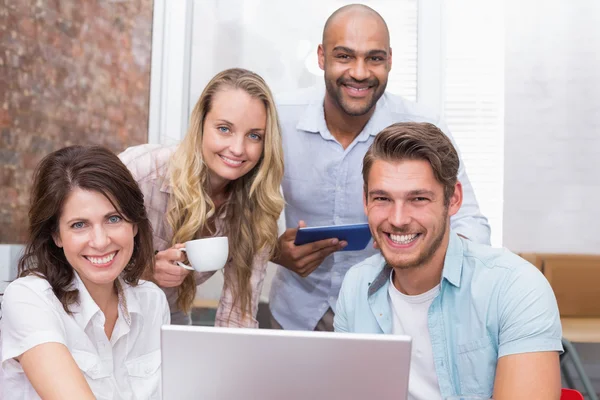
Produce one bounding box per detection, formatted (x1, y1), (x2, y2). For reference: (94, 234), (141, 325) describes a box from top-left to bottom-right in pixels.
(370, 56), (384, 62)
(336, 54), (351, 60)
(108, 215), (122, 224)
(71, 221), (85, 229)
(248, 132), (263, 141)
(413, 197), (429, 202)
(373, 196), (389, 202)
(218, 126), (230, 133)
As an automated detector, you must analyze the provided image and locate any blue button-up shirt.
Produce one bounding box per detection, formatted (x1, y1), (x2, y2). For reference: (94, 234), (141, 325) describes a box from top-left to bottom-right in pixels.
(334, 232), (563, 398)
(269, 84), (491, 331)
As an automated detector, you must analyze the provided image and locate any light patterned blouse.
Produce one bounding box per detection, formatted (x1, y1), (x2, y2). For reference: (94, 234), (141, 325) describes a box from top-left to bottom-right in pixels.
(119, 144), (268, 327)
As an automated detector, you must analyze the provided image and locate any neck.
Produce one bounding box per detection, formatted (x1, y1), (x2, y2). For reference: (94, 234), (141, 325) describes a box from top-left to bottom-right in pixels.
(85, 280), (118, 316)
(392, 235), (450, 296)
(208, 171), (230, 207)
(323, 95), (375, 149)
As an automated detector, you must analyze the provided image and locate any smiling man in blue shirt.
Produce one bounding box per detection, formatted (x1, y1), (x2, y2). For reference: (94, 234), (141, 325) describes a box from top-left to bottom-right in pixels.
(334, 122), (562, 400)
(269, 4), (491, 332)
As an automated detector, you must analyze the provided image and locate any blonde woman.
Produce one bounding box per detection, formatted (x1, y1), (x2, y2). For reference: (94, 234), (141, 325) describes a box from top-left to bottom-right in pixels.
(119, 68), (284, 326)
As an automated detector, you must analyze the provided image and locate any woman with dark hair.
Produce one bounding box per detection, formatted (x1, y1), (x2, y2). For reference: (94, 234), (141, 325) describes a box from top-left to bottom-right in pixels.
(0, 146), (169, 400)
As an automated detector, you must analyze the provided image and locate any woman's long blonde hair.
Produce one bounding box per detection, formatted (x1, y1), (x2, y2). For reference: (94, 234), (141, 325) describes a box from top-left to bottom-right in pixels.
(167, 68), (284, 319)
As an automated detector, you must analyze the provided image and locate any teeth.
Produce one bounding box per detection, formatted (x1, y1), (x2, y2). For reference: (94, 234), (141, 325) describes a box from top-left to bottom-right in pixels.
(87, 252), (116, 265)
(220, 155), (243, 165)
(389, 233), (418, 244)
(348, 86), (369, 91)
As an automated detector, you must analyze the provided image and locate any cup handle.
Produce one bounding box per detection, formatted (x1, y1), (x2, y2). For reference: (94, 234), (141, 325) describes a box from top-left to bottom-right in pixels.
(176, 261), (195, 271)
(176, 248), (193, 270)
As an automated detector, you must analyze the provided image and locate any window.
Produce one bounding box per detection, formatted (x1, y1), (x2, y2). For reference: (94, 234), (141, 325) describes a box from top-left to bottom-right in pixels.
(442, 0), (505, 246)
(188, 0), (418, 105)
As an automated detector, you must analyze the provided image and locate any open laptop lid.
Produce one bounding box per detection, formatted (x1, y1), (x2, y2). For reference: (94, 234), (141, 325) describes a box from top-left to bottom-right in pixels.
(161, 325), (411, 400)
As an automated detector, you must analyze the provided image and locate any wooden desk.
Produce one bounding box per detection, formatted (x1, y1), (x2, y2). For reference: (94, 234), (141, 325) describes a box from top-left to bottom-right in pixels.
(561, 317), (600, 344)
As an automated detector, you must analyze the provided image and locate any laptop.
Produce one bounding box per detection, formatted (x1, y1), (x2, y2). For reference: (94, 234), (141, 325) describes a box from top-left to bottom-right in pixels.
(161, 325), (411, 400)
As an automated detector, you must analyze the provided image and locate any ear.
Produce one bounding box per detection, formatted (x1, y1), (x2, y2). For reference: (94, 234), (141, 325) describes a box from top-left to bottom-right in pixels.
(363, 185), (369, 216)
(317, 44), (325, 71)
(388, 47), (393, 71)
(447, 182), (463, 217)
(52, 232), (63, 248)
(132, 224), (138, 237)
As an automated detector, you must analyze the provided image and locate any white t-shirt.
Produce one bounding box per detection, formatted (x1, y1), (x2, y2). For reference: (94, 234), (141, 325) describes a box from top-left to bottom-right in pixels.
(0, 273), (170, 400)
(388, 271), (442, 400)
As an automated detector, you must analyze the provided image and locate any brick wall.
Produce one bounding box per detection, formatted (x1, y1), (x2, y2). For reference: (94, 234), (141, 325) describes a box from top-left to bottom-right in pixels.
(0, 0), (153, 243)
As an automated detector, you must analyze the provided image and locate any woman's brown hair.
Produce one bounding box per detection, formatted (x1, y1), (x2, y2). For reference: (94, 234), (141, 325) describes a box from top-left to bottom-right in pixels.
(18, 145), (155, 314)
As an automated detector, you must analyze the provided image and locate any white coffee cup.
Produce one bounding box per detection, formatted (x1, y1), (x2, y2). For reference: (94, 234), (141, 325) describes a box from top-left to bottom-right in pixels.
(177, 236), (229, 272)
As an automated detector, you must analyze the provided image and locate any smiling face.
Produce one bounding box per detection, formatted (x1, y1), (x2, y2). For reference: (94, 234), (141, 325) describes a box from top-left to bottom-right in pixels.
(53, 188), (138, 292)
(318, 12), (392, 117)
(201, 88), (267, 192)
(364, 159), (462, 270)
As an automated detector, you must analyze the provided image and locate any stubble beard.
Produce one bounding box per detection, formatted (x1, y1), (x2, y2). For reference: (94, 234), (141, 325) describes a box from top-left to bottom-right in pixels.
(379, 209), (449, 270)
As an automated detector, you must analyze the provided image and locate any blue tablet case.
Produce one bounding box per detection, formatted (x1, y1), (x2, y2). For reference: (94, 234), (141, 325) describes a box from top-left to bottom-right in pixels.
(294, 223), (372, 251)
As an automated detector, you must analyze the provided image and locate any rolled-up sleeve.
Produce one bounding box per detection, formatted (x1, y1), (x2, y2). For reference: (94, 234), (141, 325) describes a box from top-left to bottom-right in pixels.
(497, 265), (563, 357)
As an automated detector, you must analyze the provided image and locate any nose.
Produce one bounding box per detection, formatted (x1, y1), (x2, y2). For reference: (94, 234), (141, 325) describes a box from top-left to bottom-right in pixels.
(89, 225), (111, 249)
(229, 134), (245, 157)
(349, 59), (369, 82)
(389, 202), (412, 228)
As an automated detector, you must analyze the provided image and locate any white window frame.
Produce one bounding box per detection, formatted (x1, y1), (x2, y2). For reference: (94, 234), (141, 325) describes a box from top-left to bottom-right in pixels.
(148, 0), (194, 145)
(416, 0), (444, 115)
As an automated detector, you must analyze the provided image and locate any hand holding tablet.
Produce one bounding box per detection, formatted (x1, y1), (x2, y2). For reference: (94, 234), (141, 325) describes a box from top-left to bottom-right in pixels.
(294, 223), (372, 251)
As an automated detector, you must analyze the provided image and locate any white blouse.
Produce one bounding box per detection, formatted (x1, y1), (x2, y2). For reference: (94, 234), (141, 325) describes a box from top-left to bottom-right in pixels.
(0, 273), (170, 400)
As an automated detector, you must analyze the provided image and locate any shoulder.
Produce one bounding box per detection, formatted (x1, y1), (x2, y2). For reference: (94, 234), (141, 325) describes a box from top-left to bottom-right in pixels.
(275, 85), (324, 128)
(118, 144), (177, 183)
(2, 275), (62, 325)
(343, 253), (387, 289)
(463, 240), (548, 291)
(127, 279), (166, 300)
(382, 92), (442, 125)
(125, 280), (168, 311)
(3, 275), (53, 301)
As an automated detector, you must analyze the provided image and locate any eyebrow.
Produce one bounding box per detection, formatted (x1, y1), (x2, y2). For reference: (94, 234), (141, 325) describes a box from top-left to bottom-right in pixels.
(366, 49), (388, 57)
(65, 211), (119, 225)
(214, 119), (265, 132)
(406, 190), (436, 197)
(332, 46), (388, 57)
(367, 189), (436, 198)
(215, 119), (235, 126)
(367, 189), (390, 197)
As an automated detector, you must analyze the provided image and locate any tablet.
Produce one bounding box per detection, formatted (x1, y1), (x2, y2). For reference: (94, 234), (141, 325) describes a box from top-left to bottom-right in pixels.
(294, 223), (372, 251)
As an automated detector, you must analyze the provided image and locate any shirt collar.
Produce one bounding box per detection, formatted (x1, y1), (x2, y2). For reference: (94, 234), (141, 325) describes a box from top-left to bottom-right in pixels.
(368, 230), (464, 297)
(441, 231), (464, 288)
(296, 86), (395, 140)
(69, 272), (142, 329)
(159, 175), (172, 194)
(69, 272), (100, 329)
(116, 277), (143, 326)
